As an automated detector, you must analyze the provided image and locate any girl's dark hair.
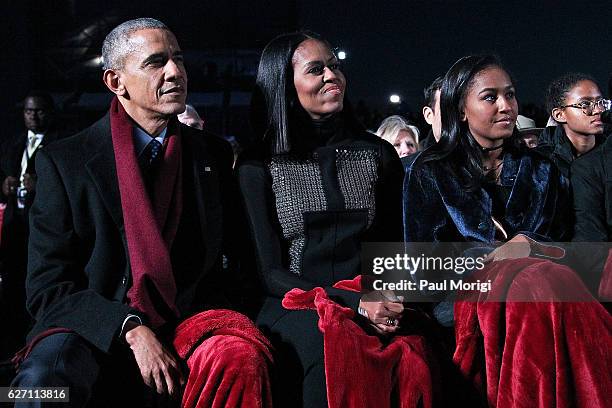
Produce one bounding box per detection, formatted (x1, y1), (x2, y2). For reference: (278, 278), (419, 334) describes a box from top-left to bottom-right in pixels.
(251, 31), (360, 154)
(422, 54), (515, 191)
(545, 73), (598, 114)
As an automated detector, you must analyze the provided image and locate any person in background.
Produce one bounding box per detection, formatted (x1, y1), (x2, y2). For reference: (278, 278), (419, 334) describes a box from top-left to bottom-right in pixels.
(421, 76), (443, 146)
(571, 132), (612, 294)
(177, 103), (204, 130)
(376, 115), (420, 159)
(537, 73), (607, 178)
(0, 92), (64, 363)
(515, 114), (542, 148)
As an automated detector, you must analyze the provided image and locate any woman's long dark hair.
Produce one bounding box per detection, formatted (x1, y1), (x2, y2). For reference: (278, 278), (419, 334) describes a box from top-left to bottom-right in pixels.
(251, 31), (361, 155)
(251, 31), (320, 154)
(422, 54), (516, 191)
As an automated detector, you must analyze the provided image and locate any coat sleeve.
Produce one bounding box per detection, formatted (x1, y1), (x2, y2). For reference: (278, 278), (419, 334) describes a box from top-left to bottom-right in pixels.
(571, 153), (609, 242)
(403, 160), (446, 243)
(569, 152), (611, 292)
(26, 150), (133, 353)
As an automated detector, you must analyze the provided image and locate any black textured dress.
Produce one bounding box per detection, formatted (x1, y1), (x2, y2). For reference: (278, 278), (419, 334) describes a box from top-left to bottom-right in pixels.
(237, 113), (403, 407)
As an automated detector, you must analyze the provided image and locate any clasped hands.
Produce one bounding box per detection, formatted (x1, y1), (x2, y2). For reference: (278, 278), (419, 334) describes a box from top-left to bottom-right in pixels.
(2, 174), (36, 196)
(358, 290), (404, 335)
(2, 176), (18, 196)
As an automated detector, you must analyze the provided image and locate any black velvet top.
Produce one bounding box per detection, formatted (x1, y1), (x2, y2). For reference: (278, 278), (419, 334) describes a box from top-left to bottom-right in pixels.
(237, 113), (404, 309)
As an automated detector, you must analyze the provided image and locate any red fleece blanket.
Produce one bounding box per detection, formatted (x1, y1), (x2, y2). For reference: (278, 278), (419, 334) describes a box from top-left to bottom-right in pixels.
(454, 258), (612, 408)
(173, 310), (273, 408)
(282, 277), (436, 408)
(173, 309), (272, 362)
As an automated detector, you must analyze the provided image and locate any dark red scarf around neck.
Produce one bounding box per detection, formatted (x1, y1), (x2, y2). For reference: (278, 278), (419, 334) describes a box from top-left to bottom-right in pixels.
(110, 97), (183, 328)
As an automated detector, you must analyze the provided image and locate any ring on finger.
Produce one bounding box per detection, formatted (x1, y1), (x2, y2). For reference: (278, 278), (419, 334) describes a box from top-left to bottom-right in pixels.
(385, 318), (397, 326)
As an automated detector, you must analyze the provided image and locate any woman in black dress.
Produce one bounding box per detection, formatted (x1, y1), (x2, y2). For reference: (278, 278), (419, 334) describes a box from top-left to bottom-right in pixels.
(238, 32), (406, 407)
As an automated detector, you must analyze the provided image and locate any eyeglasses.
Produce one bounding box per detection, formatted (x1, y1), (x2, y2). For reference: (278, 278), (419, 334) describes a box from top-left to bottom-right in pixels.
(560, 98), (611, 116)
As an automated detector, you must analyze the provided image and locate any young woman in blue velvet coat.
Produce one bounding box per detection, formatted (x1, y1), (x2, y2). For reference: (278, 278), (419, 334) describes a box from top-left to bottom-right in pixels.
(403, 55), (612, 407)
(404, 55), (571, 246)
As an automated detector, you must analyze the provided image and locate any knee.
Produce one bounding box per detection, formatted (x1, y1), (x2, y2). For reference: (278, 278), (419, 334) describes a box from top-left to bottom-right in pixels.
(511, 262), (588, 301)
(13, 357), (62, 387)
(191, 335), (269, 378)
(12, 333), (99, 390)
(217, 336), (269, 376)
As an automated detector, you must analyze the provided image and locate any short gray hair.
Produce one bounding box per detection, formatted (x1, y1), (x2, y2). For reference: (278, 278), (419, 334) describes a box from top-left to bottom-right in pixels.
(376, 115), (420, 145)
(102, 18), (169, 70)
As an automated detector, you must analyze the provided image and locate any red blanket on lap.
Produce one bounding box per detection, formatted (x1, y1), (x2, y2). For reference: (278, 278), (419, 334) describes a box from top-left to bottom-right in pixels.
(173, 310), (273, 408)
(454, 258), (612, 408)
(282, 277), (436, 408)
(173, 309), (272, 361)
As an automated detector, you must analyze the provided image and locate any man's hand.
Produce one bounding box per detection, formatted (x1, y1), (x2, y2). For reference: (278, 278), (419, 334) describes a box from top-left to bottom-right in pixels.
(359, 290), (404, 335)
(23, 173), (37, 192)
(2, 176), (18, 196)
(125, 325), (185, 396)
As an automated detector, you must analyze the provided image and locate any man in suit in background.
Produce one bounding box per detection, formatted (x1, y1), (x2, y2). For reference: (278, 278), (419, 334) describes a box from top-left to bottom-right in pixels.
(1, 92), (62, 212)
(11, 18), (270, 407)
(0, 92), (63, 362)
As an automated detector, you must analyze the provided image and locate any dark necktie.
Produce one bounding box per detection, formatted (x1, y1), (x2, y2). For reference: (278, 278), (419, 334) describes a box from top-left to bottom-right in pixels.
(144, 139), (163, 170)
(140, 139), (163, 197)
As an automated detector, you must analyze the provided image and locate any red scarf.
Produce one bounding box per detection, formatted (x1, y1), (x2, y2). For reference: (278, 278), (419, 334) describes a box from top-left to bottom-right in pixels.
(110, 97), (182, 327)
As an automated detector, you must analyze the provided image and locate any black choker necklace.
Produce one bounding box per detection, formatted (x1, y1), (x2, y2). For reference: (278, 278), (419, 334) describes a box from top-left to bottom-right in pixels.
(481, 144), (504, 153)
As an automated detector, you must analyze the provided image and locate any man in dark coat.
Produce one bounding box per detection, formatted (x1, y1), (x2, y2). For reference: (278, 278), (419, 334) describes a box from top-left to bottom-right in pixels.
(571, 134), (612, 296)
(11, 18), (270, 407)
(0, 92), (63, 362)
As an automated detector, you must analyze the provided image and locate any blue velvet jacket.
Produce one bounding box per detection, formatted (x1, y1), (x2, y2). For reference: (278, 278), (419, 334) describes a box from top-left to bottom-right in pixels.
(403, 147), (572, 244)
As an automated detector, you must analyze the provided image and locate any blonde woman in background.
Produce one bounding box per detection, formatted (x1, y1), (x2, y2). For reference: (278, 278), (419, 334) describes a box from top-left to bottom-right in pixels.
(376, 115), (420, 158)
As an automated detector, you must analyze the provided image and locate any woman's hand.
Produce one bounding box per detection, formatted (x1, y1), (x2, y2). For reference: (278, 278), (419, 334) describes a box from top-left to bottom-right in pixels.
(484, 233), (532, 263)
(358, 290), (404, 335)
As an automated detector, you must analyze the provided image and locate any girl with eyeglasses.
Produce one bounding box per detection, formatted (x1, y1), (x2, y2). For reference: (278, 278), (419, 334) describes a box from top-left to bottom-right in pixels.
(537, 73), (608, 178)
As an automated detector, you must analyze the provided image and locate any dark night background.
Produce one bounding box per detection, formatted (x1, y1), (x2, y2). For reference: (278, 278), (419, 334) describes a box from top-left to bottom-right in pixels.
(1, 0), (610, 140)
